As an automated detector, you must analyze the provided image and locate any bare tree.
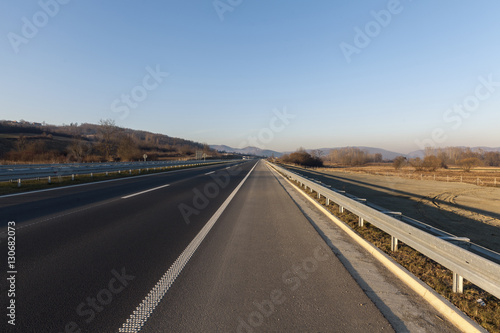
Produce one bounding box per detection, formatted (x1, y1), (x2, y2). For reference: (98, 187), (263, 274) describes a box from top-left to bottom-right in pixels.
(16, 134), (27, 152)
(68, 139), (90, 162)
(310, 149), (324, 159)
(458, 157), (478, 172)
(422, 155), (445, 171)
(117, 134), (141, 161)
(393, 156), (406, 170)
(97, 119), (119, 160)
(409, 157), (424, 171)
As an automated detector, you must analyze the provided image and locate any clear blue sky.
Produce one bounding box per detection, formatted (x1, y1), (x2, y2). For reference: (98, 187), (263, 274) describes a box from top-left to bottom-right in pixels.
(1, 0), (499, 154)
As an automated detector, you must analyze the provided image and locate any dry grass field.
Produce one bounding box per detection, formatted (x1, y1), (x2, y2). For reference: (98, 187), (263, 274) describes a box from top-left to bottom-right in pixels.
(323, 162), (500, 187)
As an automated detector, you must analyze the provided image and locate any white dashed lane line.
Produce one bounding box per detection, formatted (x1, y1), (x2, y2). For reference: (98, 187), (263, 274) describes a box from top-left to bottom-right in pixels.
(121, 184), (170, 199)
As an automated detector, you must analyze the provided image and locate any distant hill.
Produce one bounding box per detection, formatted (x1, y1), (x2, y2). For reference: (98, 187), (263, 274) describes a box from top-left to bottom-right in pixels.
(213, 145), (404, 160)
(210, 145), (282, 157)
(0, 120), (215, 162)
(211, 144), (500, 161)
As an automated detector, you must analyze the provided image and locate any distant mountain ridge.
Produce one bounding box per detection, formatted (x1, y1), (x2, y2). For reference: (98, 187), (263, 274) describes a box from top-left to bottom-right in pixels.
(212, 145), (500, 160)
(210, 145), (282, 157)
(212, 145), (402, 159)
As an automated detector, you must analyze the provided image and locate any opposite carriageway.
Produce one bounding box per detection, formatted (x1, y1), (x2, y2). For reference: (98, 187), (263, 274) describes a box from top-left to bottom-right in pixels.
(0, 159), (228, 182)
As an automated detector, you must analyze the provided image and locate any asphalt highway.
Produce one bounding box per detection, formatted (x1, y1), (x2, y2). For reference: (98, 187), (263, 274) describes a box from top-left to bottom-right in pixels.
(0, 159), (393, 332)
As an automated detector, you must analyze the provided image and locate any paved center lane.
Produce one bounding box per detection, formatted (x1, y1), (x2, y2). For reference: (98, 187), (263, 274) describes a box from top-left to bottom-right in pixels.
(141, 160), (393, 332)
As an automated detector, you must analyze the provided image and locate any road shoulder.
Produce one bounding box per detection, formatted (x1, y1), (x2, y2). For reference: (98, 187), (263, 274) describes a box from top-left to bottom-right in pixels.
(266, 163), (463, 333)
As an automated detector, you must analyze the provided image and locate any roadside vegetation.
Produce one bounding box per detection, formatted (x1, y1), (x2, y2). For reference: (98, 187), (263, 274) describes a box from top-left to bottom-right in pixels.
(396, 147), (500, 173)
(317, 146), (500, 171)
(283, 172), (500, 332)
(273, 147), (500, 188)
(278, 148), (323, 167)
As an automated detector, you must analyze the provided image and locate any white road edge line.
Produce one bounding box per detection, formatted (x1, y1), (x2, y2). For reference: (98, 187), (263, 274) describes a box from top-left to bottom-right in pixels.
(118, 161), (258, 332)
(121, 184), (171, 199)
(204, 171), (215, 175)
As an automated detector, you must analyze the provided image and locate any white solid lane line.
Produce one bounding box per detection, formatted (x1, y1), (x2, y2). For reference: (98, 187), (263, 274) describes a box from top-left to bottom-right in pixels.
(204, 171), (215, 175)
(118, 162), (258, 332)
(121, 184), (170, 199)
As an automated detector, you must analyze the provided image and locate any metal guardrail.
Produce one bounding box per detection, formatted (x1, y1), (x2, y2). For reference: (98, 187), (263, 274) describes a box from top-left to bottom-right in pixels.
(268, 162), (500, 299)
(0, 160), (226, 182)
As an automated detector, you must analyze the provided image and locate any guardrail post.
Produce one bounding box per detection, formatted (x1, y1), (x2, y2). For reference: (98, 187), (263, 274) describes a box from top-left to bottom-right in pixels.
(317, 192), (321, 199)
(91, 173), (93, 178)
(129, 169), (132, 174)
(72, 174), (75, 181)
(48, 176), (51, 184)
(326, 198), (330, 206)
(358, 217), (364, 227)
(18, 179), (21, 188)
(339, 206), (344, 213)
(453, 273), (463, 293)
(105, 172), (108, 176)
(310, 187), (313, 193)
(391, 236), (398, 251)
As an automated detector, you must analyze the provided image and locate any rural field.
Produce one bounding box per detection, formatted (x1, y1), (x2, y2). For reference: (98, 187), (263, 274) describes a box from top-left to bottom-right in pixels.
(284, 164), (500, 254)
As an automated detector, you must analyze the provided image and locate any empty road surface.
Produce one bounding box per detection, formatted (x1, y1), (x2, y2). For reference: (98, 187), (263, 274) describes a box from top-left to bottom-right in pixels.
(1, 159), (393, 332)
